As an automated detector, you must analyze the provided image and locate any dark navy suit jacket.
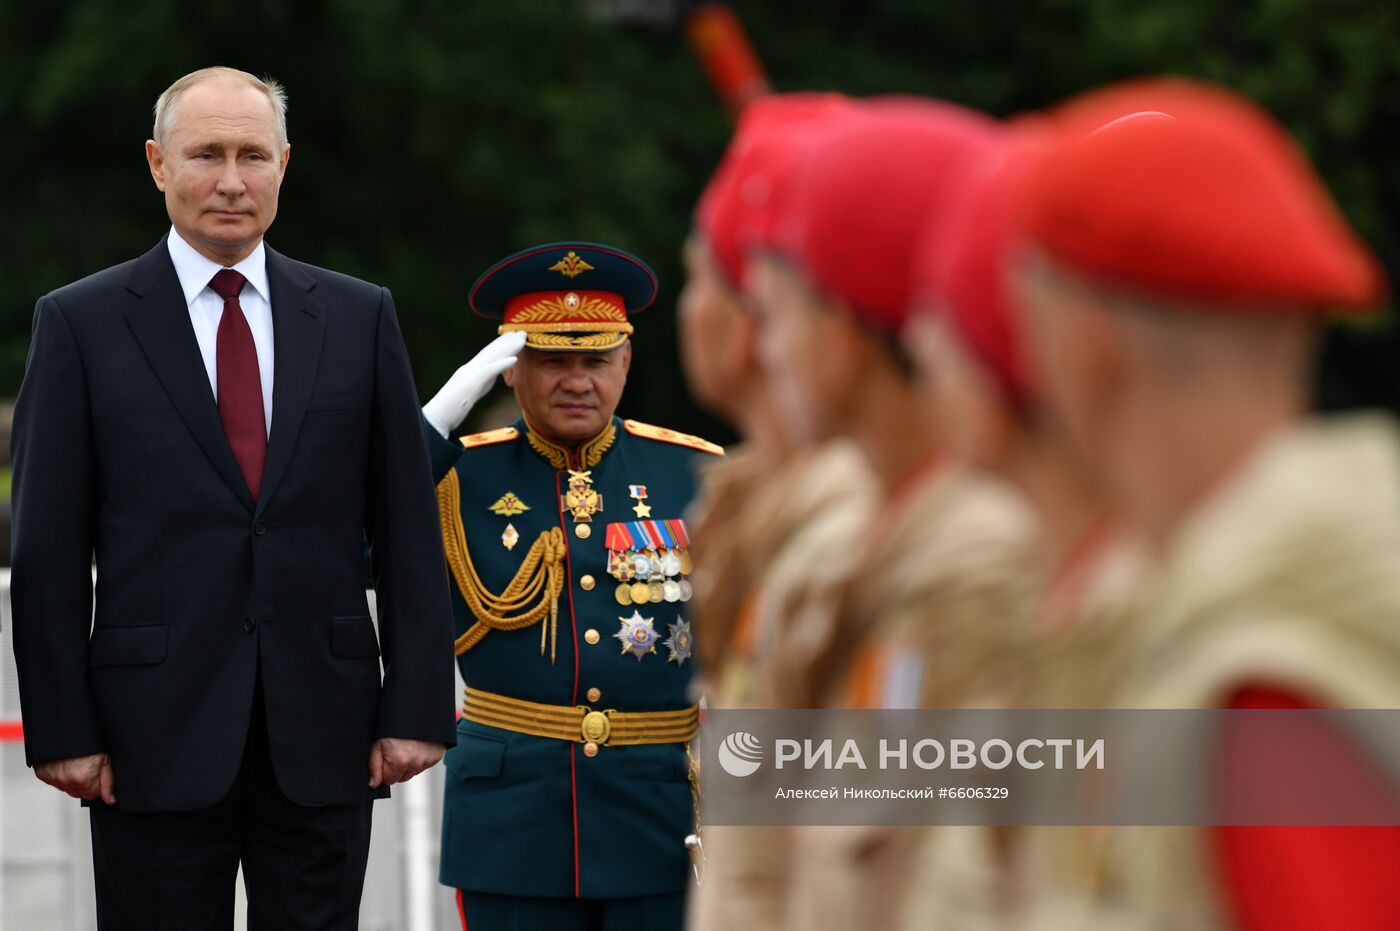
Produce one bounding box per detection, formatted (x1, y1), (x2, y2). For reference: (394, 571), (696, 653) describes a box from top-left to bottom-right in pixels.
(9, 238), (457, 811)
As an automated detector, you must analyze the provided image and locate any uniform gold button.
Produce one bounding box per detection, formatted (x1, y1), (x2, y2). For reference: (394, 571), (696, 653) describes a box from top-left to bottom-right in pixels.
(583, 742), (599, 757)
(579, 574), (596, 591)
(586, 687), (601, 703)
(584, 628), (600, 645)
(575, 524), (591, 540)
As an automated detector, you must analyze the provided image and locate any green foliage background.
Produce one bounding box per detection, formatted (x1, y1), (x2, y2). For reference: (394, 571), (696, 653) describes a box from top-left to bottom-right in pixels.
(2, 0), (1396, 444)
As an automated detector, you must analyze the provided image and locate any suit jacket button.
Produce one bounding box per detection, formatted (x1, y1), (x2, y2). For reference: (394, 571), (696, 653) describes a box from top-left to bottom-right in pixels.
(243, 617), (256, 633)
(579, 574), (596, 591)
(574, 524), (591, 540)
(583, 742), (599, 757)
(586, 687), (601, 703)
(253, 520), (268, 536)
(584, 628), (600, 645)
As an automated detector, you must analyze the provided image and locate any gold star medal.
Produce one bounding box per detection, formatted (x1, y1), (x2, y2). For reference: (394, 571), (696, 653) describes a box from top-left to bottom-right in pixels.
(628, 484), (652, 518)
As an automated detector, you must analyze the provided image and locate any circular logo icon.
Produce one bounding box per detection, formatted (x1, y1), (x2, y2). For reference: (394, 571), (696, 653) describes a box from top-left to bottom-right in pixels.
(717, 731), (764, 778)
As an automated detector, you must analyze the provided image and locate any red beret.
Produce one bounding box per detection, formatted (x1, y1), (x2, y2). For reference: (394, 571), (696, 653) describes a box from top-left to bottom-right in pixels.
(1018, 79), (1386, 310)
(773, 99), (1002, 333)
(912, 124), (1047, 407)
(695, 93), (854, 288)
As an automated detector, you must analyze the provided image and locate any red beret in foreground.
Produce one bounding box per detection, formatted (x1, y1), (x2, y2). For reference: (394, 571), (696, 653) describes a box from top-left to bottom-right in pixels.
(774, 99), (1002, 333)
(912, 123), (1046, 407)
(1018, 79), (1386, 310)
(695, 92), (855, 287)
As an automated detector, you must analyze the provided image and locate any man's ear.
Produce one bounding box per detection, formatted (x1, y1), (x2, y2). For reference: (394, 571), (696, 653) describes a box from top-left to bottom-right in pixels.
(146, 140), (166, 192)
(502, 364), (516, 388)
(619, 341), (633, 376)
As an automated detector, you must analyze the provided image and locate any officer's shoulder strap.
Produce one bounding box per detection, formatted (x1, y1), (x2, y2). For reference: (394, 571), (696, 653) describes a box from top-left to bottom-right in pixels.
(622, 419), (725, 456)
(458, 426), (521, 449)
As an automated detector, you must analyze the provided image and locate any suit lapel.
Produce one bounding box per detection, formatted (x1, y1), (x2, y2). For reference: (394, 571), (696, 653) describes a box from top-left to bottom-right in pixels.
(256, 246), (325, 516)
(124, 239), (256, 512)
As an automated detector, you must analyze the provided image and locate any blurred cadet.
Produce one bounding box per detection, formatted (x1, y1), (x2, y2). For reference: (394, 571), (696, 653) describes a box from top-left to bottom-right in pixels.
(900, 122), (1151, 929)
(9, 67), (455, 930)
(680, 93), (878, 931)
(905, 124), (1145, 686)
(421, 243), (723, 931)
(683, 92), (872, 710)
(1013, 79), (1400, 930)
(747, 101), (1037, 930)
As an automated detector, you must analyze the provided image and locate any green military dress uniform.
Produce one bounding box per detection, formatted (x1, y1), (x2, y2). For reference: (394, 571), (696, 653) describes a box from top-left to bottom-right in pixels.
(431, 243), (723, 929)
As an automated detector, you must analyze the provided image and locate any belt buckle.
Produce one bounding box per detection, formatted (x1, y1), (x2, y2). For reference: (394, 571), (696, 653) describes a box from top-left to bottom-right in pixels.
(579, 707), (613, 746)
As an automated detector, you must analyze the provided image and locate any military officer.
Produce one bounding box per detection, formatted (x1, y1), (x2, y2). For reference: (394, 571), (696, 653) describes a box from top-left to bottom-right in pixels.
(420, 242), (722, 931)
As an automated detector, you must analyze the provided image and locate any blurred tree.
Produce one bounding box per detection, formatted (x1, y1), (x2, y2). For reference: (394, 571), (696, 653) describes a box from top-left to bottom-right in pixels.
(1, 0), (1395, 446)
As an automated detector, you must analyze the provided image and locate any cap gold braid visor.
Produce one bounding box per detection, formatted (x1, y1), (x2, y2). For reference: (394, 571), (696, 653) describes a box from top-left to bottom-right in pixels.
(499, 289), (632, 353)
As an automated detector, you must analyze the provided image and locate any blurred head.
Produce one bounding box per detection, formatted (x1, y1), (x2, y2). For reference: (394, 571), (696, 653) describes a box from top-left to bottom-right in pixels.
(145, 67), (290, 264)
(749, 101), (1001, 443)
(1012, 255), (1131, 472)
(683, 94), (856, 430)
(695, 92), (856, 288)
(770, 101), (1000, 335)
(906, 125), (1042, 469)
(1011, 79), (1385, 512)
(503, 345), (632, 445)
(748, 252), (874, 444)
(1016, 78), (1385, 311)
(677, 235), (761, 422)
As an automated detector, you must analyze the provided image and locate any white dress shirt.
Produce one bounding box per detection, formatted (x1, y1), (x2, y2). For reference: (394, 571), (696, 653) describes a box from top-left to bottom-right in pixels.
(166, 228), (275, 436)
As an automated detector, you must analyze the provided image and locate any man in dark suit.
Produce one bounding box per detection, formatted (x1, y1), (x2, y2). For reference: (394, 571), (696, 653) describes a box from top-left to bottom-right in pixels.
(9, 66), (456, 930)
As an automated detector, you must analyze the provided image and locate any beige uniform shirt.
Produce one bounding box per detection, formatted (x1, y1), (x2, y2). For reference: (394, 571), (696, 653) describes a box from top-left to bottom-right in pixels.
(781, 463), (1037, 931)
(1017, 414), (1400, 930)
(687, 442), (877, 931)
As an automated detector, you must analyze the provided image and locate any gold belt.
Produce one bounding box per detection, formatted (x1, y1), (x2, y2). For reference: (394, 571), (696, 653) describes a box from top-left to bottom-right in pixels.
(462, 686), (698, 747)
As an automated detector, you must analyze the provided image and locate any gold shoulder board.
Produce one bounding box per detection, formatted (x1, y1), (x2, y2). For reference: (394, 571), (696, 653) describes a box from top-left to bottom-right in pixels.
(459, 426), (521, 449)
(623, 419), (724, 456)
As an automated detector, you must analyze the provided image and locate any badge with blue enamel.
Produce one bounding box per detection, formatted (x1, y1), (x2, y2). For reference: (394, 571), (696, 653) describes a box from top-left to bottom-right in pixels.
(615, 611), (658, 660)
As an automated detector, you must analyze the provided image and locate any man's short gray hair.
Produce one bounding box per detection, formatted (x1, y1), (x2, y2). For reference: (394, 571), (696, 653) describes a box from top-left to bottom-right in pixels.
(152, 67), (288, 151)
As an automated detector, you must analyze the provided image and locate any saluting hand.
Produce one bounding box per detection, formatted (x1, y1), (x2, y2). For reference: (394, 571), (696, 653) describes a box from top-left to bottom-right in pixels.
(368, 737), (446, 788)
(421, 330), (528, 439)
(35, 752), (117, 805)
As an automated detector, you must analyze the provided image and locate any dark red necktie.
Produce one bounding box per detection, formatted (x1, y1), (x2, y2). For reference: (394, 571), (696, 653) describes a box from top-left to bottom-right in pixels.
(210, 269), (267, 501)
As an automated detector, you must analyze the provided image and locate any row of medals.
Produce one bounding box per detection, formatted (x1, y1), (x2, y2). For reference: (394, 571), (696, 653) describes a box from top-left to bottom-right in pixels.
(609, 547), (694, 606)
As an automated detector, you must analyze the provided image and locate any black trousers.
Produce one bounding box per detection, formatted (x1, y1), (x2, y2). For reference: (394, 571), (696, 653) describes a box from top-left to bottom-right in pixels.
(456, 890), (687, 931)
(88, 679), (374, 931)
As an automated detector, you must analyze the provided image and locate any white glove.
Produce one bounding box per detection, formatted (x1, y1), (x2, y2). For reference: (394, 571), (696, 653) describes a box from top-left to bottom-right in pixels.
(422, 331), (527, 438)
